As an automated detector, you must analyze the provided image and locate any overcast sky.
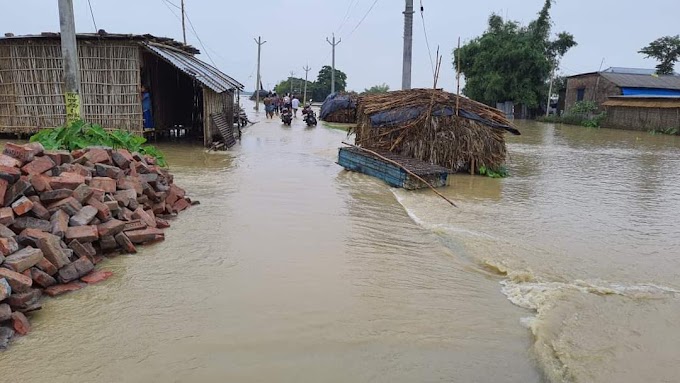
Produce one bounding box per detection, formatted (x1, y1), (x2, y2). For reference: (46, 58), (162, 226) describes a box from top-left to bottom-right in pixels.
(2, 0), (679, 92)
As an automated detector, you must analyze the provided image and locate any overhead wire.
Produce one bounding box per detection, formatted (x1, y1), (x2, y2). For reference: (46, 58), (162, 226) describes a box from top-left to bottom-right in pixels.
(348, 0), (380, 37)
(336, 0), (359, 35)
(159, 0), (218, 68)
(419, 0), (435, 77)
(87, 0), (98, 32)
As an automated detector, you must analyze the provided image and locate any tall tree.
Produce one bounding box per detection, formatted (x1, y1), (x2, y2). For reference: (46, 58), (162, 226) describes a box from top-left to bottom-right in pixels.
(639, 35), (680, 75)
(454, 0), (576, 108)
(315, 65), (347, 99)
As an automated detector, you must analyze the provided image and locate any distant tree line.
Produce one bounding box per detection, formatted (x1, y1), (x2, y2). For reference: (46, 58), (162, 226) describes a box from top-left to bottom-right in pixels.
(273, 66), (347, 102)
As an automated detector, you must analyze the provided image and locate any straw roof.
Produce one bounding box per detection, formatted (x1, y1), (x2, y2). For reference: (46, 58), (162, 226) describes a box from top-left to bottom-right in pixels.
(352, 89), (519, 173)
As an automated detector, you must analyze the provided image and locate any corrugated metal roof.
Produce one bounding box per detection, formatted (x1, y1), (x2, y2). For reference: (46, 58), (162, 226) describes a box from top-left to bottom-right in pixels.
(600, 72), (680, 90)
(144, 43), (243, 93)
(603, 96), (680, 108)
(602, 67), (657, 75)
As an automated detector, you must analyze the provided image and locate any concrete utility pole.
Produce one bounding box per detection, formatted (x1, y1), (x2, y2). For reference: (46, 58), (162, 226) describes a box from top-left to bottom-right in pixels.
(326, 33), (341, 94)
(254, 36), (266, 111)
(302, 65), (311, 104)
(546, 65), (555, 117)
(58, 0), (81, 123)
(401, 0), (414, 90)
(181, 0), (187, 45)
(289, 71), (295, 95)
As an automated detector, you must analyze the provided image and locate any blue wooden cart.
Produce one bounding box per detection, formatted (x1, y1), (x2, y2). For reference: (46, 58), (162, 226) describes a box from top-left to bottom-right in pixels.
(337, 147), (452, 190)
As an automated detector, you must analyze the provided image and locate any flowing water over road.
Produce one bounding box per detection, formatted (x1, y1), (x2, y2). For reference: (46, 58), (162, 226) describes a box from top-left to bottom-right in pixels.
(1, 104), (679, 383)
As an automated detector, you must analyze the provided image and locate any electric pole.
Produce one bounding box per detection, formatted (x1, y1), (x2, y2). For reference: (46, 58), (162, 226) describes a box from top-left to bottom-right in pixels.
(289, 71), (295, 95)
(254, 36), (266, 111)
(326, 33), (341, 94)
(181, 0), (187, 45)
(546, 64), (556, 117)
(58, 0), (81, 123)
(401, 0), (414, 90)
(302, 65), (311, 104)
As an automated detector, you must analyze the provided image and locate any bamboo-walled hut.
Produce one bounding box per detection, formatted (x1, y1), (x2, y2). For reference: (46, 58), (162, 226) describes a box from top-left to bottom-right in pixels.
(0, 32), (243, 146)
(352, 89), (520, 173)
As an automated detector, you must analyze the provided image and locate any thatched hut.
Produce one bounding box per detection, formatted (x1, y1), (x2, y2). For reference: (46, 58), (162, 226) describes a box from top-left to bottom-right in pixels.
(0, 32), (243, 146)
(352, 89), (520, 173)
(320, 92), (357, 123)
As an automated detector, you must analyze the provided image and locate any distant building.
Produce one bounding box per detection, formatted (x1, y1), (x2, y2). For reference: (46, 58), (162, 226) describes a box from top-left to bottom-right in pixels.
(565, 67), (680, 112)
(0, 32), (243, 146)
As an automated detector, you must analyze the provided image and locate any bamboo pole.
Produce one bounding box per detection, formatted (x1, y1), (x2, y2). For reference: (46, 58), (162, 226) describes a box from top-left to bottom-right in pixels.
(341, 141), (458, 208)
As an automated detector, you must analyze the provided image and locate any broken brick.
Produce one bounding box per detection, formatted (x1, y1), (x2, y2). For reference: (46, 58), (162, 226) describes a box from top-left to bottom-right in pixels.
(65, 225), (99, 243)
(81, 270), (113, 284)
(21, 155), (55, 176)
(11, 196), (34, 216)
(11, 311), (31, 335)
(2, 246), (44, 272)
(43, 281), (86, 297)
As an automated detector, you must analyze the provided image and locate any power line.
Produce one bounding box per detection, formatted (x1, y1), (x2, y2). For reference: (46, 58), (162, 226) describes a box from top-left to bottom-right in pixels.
(419, 0), (435, 76)
(87, 0), (98, 31)
(159, 0), (217, 68)
(348, 0), (380, 37)
(336, 0), (359, 34)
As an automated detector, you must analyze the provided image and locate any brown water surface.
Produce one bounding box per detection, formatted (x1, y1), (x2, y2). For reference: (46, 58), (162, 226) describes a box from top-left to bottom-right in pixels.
(0, 106), (678, 382)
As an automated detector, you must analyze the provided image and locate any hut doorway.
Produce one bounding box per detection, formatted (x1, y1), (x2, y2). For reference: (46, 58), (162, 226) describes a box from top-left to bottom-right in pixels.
(141, 51), (204, 142)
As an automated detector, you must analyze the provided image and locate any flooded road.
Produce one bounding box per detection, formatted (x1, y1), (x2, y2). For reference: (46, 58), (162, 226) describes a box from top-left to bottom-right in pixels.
(1, 103), (679, 382)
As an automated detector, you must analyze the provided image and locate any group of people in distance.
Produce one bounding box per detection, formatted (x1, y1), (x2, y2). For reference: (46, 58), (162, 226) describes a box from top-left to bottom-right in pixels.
(263, 92), (300, 119)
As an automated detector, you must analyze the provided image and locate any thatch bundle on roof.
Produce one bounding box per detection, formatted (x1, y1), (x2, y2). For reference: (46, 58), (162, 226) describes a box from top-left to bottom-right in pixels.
(320, 92), (358, 123)
(351, 89), (519, 173)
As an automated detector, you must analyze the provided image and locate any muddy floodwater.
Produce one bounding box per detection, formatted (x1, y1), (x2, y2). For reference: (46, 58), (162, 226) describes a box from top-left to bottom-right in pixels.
(1, 102), (679, 383)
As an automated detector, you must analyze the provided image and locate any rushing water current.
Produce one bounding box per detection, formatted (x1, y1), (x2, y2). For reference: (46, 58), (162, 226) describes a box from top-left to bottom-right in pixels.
(1, 103), (679, 383)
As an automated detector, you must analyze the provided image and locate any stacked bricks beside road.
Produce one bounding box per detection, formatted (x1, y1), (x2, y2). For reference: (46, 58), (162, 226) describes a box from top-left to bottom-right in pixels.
(0, 142), (194, 350)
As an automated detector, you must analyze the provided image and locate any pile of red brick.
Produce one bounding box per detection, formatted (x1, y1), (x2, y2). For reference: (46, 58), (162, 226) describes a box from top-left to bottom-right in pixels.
(0, 142), (193, 350)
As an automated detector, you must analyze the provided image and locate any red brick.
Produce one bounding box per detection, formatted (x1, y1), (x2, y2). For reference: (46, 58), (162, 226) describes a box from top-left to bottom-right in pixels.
(11, 311), (31, 335)
(0, 279), (11, 300)
(0, 165), (21, 183)
(3, 179), (30, 206)
(36, 233), (71, 268)
(152, 200), (166, 215)
(30, 200), (51, 220)
(21, 156), (55, 176)
(0, 268), (32, 293)
(57, 256), (94, 283)
(69, 206), (98, 226)
(86, 197), (112, 221)
(117, 177), (143, 195)
(114, 189), (137, 206)
(3, 143), (34, 163)
(71, 184), (94, 204)
(111, 149), (134, 169)
(132, 207), (156, 228)
(114, 232), (137, 253)
(0, 223), (15, 238)
(0, 237), (19, 256)
(43, 281), (86, 297)
(155, 217), (170, 229)
(29, 267), (56, 288)
(49, 209), (69, 238)
(0, 179), (7, 212)
(39, 188), (73, 203)
(173, 198), (190, 212)
(81, 270), (113, 284)
(65, 225), (99, 243)
(0, 303), (10, 322)
(35, 257), (58, 276)
(25, 142), (45, 157)
(124, 227), (165, 244)
(89, 177), (116, 193)
(6, 288), (41, 309)
(96, 218), (125, 237)
(3, 247), (44, 272)
(122, 219), (146, 232)
(165, 187), (179, 206)
(11, 196), (34, 216)
(84, 148), (111, 164)
(49, 172), (85, 190)
(0, 154), (21, 168)
(47, 196), (82, 216)
(68, 240), (96, 263)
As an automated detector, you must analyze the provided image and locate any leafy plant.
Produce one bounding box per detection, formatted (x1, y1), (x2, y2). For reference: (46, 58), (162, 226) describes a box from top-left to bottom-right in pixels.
(30, 120), (167, 167)
(649, 127), (679, 135)
(478, 165), (509, 178)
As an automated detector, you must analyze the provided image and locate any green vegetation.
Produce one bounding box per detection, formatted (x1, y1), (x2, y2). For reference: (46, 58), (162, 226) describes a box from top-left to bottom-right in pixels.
(639, 35), (680, 75)
(273, 66), (348, 101)
(538, 101), (606, 128)
(363, 83), (390, 94)
(478, 165), (509, 178)
(30, 120), (167, 166)
(648, 127), (679, 135)
(454, 0), (576, 108)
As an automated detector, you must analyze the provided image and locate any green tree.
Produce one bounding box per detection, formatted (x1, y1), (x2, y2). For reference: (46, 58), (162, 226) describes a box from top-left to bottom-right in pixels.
(315, 65), (347, 100)
(363, 83), (390, 94)
(639, 35), (680, 75)
(273, 77), (311, 97)
(454, 0), (576, 108)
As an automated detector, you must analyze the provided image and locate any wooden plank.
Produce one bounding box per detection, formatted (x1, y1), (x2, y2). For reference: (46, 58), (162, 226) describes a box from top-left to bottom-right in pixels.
(210, 111), (236, 149)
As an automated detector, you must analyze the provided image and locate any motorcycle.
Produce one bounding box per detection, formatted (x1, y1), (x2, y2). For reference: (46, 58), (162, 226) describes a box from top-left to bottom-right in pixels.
(301, 105), (317, 127)
(281, 108), (293, 126)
